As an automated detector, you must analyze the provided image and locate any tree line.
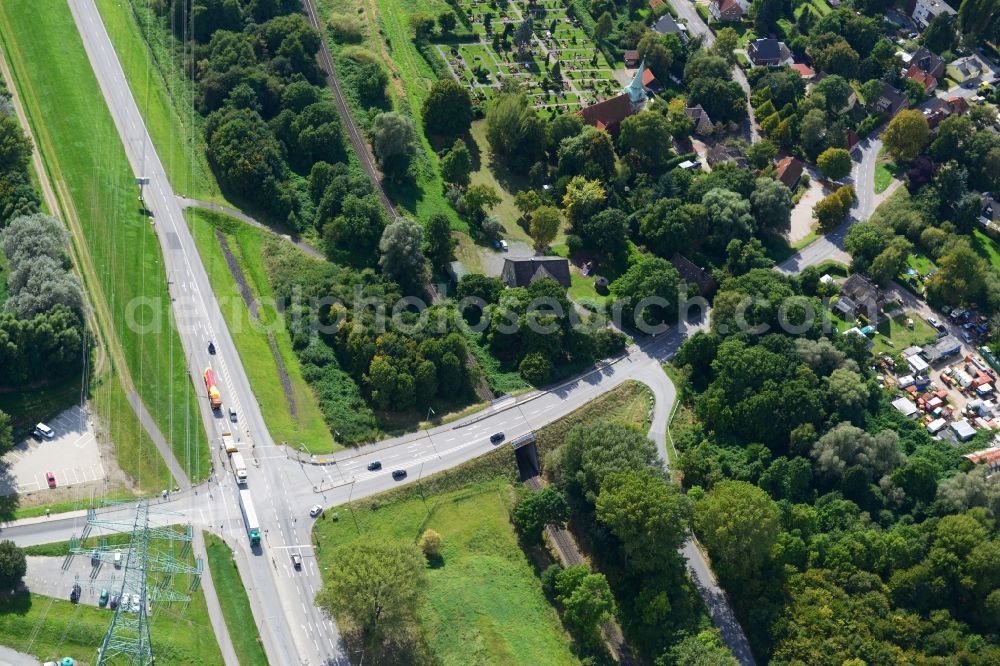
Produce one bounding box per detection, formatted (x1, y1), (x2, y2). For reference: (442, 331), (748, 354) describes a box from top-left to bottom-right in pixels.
(0, 86), (87, 390)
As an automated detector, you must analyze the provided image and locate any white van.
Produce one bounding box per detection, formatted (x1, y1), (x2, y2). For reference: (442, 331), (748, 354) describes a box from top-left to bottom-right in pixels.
(34, 423), (54, 439)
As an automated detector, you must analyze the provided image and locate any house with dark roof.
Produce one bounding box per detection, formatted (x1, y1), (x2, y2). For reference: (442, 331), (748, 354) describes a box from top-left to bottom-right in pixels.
(923, 95), (970, 129)
(707, 143), (748, 168)
(685, 105), (713, 135)
(981, 194), (1000, 229)
(922, 97), (951, 129)
(671, 254), (716, 296)
(651, 14), (688, 42)
(908, 47), (946, 80)
(775, 156), (803, 190)
(747, 39), (792, 67)
(867, 82), (909, 118)
(709, 0), (747, 22)
(624, 50), (640, 68)
(840, 273), (886, 323)
(501, 257), (571, 289)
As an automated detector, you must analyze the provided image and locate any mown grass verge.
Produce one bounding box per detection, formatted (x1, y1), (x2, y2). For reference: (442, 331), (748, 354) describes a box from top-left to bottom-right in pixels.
(0, 0), (208, 485)
(95, 0), (222, 204)
(185, 208), (339, 453)
(204, 533), (268, 666)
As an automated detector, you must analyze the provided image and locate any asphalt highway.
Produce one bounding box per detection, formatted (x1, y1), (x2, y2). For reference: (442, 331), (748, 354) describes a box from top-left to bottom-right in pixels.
(68, 0), (334, 661)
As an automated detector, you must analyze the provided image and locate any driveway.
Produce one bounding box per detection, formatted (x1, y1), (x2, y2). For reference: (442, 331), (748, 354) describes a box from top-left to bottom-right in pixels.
(787, 165), (826, 245)
(0, 406), (105, 499)
(479, 240), (534, 277)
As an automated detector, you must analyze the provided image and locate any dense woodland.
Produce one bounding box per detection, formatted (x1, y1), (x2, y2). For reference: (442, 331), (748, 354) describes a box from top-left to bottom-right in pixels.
(671, 269), (1000, 663)
(0, 84), (87, 392)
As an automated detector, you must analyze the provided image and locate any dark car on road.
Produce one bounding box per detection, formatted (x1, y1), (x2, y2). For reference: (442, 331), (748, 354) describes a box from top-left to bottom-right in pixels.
(70, 583), (81, 603)
(208, 341), (216, 354)
(109, 593), (120, 610)
(490, 432), (505, 444)
(392, 469), (407, 480)
(367, 461), (382, 471)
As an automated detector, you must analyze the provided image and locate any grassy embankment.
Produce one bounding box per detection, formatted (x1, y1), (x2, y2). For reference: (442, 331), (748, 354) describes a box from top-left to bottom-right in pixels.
(97, 0), (342, 452)
(95, 0), (222, 204)
(0, 0), (212, 491)
(1, 538), (222, 664)
(186, 208), (339, 452)
(314, 381), (652, 664)
(204, 533), (268, 666)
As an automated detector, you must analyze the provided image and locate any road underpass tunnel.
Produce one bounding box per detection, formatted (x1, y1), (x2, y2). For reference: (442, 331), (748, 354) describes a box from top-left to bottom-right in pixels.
(510, 433), (539, 481)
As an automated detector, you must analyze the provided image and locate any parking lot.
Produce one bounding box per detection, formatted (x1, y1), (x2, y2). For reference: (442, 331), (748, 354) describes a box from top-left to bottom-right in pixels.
(23, 554), (134, 611)
(0, 405), (106, 496)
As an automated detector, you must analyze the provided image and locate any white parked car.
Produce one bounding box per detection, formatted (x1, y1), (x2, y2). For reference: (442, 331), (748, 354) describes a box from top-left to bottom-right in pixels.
(34, 423), (54, 439)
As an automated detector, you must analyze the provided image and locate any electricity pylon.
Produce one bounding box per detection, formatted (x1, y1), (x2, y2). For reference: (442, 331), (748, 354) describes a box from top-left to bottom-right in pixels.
(68, 499), (202, 665)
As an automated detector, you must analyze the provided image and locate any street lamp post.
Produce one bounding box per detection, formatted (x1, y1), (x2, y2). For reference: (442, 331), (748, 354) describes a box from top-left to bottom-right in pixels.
(425, 407), (441, 460)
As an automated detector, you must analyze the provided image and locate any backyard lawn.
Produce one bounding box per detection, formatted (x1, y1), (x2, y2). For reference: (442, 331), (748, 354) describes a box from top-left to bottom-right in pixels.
(871, 313), (939, 356)
(972, 229), (1000, 272)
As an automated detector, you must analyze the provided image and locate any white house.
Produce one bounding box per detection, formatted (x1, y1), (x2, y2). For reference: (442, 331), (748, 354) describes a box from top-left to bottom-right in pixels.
(906, 0), (956, 29)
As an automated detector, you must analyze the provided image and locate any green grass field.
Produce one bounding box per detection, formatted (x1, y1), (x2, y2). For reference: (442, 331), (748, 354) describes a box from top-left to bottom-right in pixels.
(871, 313), (939, 356)
(972, 229), (1000, 272)
(313, 380), (651, 664)
(315, 480), (578, 665)
(204, 533), (268, 666)
(186, 209), (339, 453)
(95, 0), (222, 204)
(0, 545), (222, 664)
(0, 0), (208, 487)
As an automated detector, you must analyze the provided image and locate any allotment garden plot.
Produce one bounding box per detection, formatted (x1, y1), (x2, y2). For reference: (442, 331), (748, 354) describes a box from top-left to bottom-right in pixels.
(437, 0), (621, 114)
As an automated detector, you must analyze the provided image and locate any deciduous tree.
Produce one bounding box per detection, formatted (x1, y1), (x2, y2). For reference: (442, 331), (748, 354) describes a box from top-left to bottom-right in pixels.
(315, 541), (427, 646)
(596, 470), (689, 570)
(693, 481), (780, 581)
(0, 540), (26, 590)
(882, 109), (929, 163)
(528, 205), (561, 251)
(817, 147), (852, 181)
(422, 79), (473, 137)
